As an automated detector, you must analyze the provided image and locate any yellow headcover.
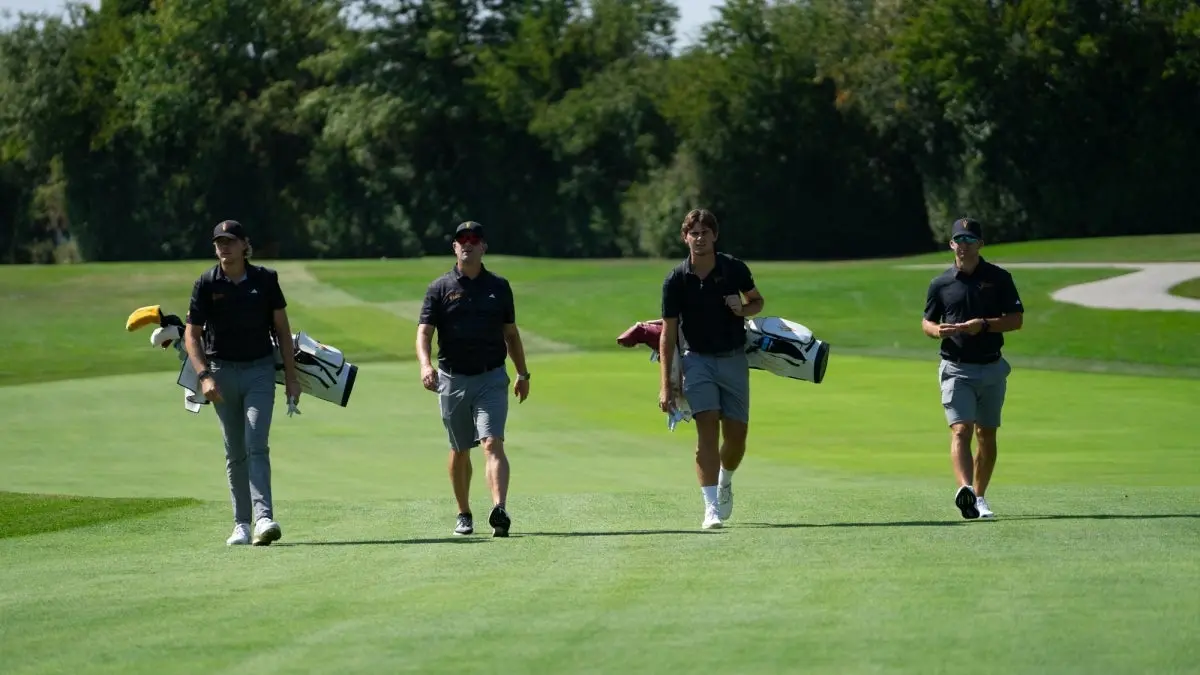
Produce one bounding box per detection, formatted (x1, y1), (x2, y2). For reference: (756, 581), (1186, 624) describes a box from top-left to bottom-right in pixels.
(125, 305), (163, 332)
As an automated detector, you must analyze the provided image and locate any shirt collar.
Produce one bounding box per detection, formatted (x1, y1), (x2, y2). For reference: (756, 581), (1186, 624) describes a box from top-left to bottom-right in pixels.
(453, 264), (488, 281)
(683, 253), (723, 276)
(214, 263), (253, 283)
(953, 257), (988, 280)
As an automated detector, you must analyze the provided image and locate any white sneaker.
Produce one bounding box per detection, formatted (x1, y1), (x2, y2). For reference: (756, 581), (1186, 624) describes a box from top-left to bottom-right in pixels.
(702, 504), (723, 530)
(252, 518), (282, 546)
(976, 496), (995, 519)
(226, 523), (251, 546)
(717, 484), (733, 520)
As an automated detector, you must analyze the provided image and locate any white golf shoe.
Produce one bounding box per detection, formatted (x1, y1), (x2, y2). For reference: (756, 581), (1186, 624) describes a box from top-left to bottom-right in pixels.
(252, 518), (282, 546)
(717, 484), (734, 521)
(976, 496), (995, 519)
(226, 523), (251, 546)
(702, 504), (723, 530)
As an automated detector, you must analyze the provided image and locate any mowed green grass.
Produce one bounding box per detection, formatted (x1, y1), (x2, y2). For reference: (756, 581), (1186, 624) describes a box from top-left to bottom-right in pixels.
(1169, 277), (1200, 299)
(1, 234), (1199, 674)
(3, 233), (1200, 387)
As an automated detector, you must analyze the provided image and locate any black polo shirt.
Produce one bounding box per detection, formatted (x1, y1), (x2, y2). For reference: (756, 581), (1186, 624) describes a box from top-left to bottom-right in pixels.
(661, 252), (756, 354)
(419, 265), (515, 375)
(923, 258), (1024, 363)
(187, 263), (287, 361)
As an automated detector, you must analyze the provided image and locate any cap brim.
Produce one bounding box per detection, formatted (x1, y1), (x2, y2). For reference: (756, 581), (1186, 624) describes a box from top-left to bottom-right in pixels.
(213, 233), (239, 241)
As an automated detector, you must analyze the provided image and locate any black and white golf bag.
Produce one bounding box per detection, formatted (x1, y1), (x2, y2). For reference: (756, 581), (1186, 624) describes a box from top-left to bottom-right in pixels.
(743, 316), (831, 384)
(128, 305), (359, 414)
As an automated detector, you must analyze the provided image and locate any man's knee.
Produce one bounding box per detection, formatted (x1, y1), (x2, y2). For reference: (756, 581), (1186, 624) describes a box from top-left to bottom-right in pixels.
(694, 411), (720, 442)
(482, 436), (505, 457)
(721, 418), (748, 445)
(975, 426), (997, 443)
(951, 422), (974, 443)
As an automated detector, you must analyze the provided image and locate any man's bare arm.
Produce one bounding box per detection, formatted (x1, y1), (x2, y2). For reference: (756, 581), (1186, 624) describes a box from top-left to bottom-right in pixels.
(659, 318), (678, 389)
(740, 288), (764, 317)
(272, 309), (298, 381)
(922, 318), (943, 339)
(416, 324), (435, 369)
(958, 313), (1023, 335)
(987, 313), (1024, 332)
(185, 324), (209, 374)
(503, 324), (528, 375)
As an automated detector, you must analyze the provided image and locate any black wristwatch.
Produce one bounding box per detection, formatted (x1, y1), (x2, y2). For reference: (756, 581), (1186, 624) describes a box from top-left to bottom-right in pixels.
(517, 372), (531, 382)
(981, 319), (990, 333)
(198, 369), (213, 381)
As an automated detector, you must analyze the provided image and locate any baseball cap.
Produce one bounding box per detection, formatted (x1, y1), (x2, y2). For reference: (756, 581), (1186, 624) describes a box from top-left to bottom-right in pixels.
(212, 220), (248, 241)
(951, 218), (983, 240)
(455, 221), (485, 239)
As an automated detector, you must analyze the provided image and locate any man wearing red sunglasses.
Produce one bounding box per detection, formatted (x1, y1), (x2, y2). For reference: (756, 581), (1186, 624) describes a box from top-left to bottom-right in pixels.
(922, 218), (1024, 521)
(416, 221), (531, 537)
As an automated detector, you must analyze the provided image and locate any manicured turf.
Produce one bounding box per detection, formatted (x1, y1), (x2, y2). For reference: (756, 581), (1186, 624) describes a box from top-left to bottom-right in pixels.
(1169, 277), (1200, 299)
(1, 234), (1198, 674)
(899, 232), (1200, 263)
(3, 233), (1200, 386)
(0, 492), (199, 539)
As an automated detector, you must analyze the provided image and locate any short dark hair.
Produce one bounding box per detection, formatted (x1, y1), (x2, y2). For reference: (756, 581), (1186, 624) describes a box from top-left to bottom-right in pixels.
(681, 209), (719, 237)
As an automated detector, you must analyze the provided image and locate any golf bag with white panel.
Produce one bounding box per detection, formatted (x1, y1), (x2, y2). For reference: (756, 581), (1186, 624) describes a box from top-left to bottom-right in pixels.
(125, 305), (358, 414)
(615, 315), (830, 430)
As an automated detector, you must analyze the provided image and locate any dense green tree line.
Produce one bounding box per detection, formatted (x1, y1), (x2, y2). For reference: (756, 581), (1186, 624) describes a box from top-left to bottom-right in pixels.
(2, 0), (1197, 263)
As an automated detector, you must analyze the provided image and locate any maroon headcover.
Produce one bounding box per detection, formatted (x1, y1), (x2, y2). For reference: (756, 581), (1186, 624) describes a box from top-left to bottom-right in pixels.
(616, 320), (663, 349)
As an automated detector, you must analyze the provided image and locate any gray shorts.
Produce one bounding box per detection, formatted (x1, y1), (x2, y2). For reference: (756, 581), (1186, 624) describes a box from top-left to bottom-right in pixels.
(682, 349), (750, 423)
(938, 357), (1012, 429)
(437, 366), (510, 452)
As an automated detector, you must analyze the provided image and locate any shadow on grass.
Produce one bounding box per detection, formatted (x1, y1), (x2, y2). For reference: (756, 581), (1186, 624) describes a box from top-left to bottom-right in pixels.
(261, 515), (1200, 547)
(276, 537), (489, 546)
(279, 529), (723, 546)
(747, 514), (1200, 528)
(520, 529), (723, 538)
(744, 520), (966, 529)
(1000, 514), (1200, 522)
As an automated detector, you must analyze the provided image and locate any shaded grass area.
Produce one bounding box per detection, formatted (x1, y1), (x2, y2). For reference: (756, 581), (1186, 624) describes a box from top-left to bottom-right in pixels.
(0, 491), (200, 539)
(1168, 277), (1200, 299)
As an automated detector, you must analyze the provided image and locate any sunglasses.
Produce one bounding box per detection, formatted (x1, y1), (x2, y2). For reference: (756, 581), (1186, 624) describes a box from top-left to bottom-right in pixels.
(455, 233), (482, 245)
(952, 235), (980, 245)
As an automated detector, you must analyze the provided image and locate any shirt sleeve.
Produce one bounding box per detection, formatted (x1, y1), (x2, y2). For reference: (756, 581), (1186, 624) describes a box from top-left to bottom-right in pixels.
(999, 272), (1024, 314)
(187, 277), (208, 326)
(418, 281), (441, 326)
(267, 270), (287, 311)
(661, 271), (681, 320)
(502, 280), (516, 324)
(923, 279), (944, 322)
(736, 260), (756, 293)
